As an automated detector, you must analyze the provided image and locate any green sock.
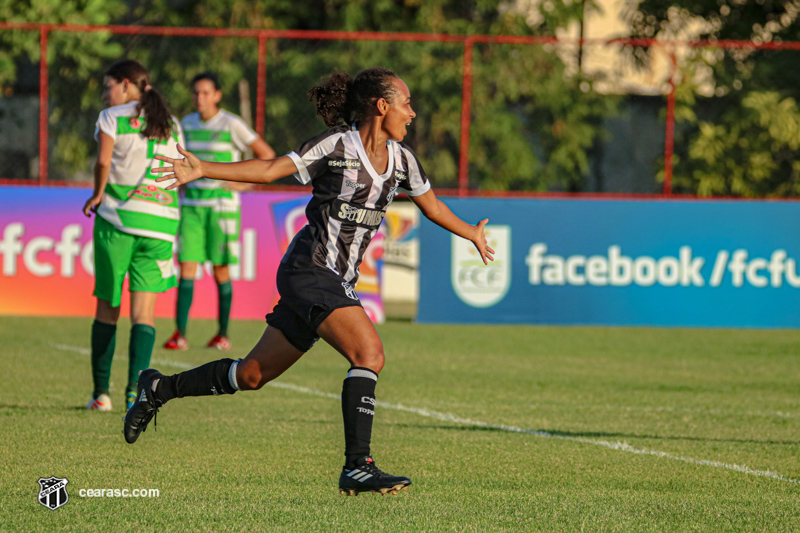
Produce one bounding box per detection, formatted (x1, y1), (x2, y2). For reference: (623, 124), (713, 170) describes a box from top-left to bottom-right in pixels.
(176, 278), (194, 336)
(127, 324), (156, 396)
(218, 281), (232, 337)
(91, 320), (116, 398)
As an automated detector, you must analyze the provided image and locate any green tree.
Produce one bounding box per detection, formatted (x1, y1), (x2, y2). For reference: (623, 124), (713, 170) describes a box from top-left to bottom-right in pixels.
(5, 0), (618, 191)
(123, 0), (617, 191)
(627, 0), (800, 196)
(0, 0), (126, 179)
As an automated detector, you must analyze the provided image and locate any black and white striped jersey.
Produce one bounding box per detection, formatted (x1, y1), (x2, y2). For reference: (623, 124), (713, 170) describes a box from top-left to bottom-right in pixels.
(284, 124), (430, 285)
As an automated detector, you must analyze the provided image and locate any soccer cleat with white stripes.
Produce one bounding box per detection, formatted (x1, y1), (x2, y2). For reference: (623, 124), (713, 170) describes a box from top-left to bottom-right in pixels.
(338, 456), (411, 496)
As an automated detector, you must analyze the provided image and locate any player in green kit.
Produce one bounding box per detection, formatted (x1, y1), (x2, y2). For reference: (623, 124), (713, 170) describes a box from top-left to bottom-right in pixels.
(164, 72), (275, 351)
(83, 59), (185, 411)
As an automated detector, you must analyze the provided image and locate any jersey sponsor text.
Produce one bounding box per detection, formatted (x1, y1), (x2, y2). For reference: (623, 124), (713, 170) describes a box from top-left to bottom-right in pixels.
(334, 200), (386, 229)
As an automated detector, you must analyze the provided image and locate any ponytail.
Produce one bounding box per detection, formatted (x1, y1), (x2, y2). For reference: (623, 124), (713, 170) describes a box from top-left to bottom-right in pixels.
(104, 59), (173, 141)
(309, 67), (399, 128)
(138, 87), (172, 141)
(308, 70), (353, 128)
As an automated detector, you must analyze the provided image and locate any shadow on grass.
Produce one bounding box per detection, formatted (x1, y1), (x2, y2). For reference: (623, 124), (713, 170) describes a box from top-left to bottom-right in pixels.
(389, 422), (800, 446)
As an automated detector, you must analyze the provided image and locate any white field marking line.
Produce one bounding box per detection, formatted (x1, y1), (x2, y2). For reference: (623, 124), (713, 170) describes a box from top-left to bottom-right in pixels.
(50, 343), (194, 370)
(268, 381), (800, 486)
(51, 343), (799, 485)
(53, 343), (796, 419)
(540, 402), (800, 420)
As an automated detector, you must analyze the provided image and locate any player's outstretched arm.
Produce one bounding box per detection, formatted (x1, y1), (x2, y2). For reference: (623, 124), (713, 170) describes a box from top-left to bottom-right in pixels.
(410, 189), (495, 265)
(153, 144), (298, 190)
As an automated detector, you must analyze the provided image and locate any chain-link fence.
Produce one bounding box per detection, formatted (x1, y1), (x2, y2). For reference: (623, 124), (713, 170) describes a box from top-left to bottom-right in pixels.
(2, 23), (799, 197)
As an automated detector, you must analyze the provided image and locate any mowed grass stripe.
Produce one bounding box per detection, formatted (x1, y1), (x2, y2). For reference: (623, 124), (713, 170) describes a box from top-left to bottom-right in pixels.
(1, 317), (798, 532)
(49, 340), (800, 486)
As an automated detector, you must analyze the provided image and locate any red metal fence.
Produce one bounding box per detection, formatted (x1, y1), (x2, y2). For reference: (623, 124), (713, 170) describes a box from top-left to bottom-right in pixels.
(2, 22), (799, 197)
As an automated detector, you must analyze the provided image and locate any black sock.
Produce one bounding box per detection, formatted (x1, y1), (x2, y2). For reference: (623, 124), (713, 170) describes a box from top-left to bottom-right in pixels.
(154, 358), (237, 404)
(342, 367), (378, 468)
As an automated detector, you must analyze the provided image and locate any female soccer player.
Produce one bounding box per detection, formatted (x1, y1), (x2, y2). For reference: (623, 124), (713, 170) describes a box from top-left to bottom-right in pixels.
(83, 59), (184, 412)
(164, 71), (276, 352)
(124, 67), (494, 495)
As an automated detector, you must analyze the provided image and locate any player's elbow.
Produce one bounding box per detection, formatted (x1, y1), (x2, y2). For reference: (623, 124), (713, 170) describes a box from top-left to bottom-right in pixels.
(421, 205), (443, 222)
(260, 160), (283, 184)
(415, 197), (445, 222)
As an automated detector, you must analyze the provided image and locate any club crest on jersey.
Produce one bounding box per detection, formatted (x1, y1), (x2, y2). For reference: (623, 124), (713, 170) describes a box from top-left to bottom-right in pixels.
(129, 117), (141, 129)
(333, 199), (385, 229)
(452, 225), (511, 308)
(38, 477), (69, 511)
(394, 170), (407, 182)
(128, 185), (172, 205)
(341, 281), (359, 300)
(328, 159), (361, 169)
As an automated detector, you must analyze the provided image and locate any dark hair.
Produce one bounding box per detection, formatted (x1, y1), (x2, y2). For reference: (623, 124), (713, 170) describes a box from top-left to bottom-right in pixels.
(105, 59), (172, 141)
(191, 71), (221, 91)
(308, 67), (400, 128)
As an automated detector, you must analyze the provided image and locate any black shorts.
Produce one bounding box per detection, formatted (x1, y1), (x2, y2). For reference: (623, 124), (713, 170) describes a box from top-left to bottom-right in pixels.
(265, 262), (363, 352)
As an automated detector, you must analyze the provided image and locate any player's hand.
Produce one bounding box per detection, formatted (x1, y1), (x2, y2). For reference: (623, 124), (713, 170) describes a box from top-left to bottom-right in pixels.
(473, 218), (495, 265)
(83, 195), (102, 217)
(152, 144), (203, 190)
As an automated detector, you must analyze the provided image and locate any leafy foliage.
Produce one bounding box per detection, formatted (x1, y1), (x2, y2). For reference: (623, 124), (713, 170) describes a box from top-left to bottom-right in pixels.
(3, 0), (618, 191)
(628, 0), (800, 196)
(0, 0), (126, 178)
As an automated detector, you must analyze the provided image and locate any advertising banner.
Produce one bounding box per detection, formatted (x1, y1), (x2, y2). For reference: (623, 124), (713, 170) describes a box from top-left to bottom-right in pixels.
(0, 186), (384, 322)
(418, 198), (800, 328)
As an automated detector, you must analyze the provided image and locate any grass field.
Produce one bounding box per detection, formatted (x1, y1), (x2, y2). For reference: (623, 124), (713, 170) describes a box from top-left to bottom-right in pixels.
(1, 316), (799, 532)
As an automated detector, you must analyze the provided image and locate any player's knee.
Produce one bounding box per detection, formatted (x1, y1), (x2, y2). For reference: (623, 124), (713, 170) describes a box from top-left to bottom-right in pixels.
(368, 353), (385, 375)
(213, 266), (230, 284)
(237, 359), (267, 391)
(351, 346), (385, 375)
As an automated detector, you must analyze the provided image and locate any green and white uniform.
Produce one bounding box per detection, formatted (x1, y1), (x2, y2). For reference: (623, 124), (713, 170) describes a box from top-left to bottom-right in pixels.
(179, 110), (259, 265)
(94, 101), (184, 306)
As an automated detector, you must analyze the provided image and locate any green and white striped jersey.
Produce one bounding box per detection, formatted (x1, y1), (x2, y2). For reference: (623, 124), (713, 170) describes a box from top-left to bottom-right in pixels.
(180, 110), (259, 209)
(94, 101), (185, 243)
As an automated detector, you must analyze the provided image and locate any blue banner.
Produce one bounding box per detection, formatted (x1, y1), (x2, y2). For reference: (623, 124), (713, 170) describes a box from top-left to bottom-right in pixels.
(417, 198), (800, 328)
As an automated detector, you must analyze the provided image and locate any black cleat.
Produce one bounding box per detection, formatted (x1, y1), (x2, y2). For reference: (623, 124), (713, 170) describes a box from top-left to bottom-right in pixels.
(123, 369), (164, 444)
(338, 456), (412, 496)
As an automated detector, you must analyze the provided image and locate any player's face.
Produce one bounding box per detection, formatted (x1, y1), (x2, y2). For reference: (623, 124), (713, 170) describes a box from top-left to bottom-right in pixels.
(381, 78), (415, 141)
(102, 76), (128, 107)
(192, 79), (222, 117)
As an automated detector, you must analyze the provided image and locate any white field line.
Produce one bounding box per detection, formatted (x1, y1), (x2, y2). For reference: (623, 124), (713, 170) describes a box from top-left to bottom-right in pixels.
(268, 382), (800, 485)
(50, 343), (194, 371)
(52, 343), (800, 485)
(530, 402), (800, 420)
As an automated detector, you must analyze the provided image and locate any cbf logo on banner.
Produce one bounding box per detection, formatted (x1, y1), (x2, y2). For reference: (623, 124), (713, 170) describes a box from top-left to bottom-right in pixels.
(418, 198), (800, 328)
